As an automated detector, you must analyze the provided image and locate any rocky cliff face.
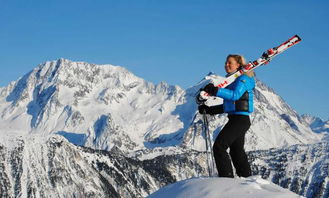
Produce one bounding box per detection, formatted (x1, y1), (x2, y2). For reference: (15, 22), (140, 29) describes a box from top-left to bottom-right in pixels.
(0, 135), (328, 198)
(249, 142), (329, 198)
(0, 135), (207, 198)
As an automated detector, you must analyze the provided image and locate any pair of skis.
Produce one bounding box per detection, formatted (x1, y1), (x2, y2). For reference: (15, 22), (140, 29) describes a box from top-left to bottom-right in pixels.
(197, 35), (301, 103)
(198, 35), (302, 177)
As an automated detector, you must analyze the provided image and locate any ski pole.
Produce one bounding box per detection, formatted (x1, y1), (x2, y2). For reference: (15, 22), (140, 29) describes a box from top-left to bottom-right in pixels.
(205, 111), (216, 176)
(202, 109), (215, 177)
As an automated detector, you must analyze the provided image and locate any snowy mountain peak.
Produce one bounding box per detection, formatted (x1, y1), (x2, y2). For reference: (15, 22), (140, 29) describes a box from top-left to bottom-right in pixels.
(0, 59), (323, 154)
(37, 58), (140, 88)
(0, 59), (188, 151)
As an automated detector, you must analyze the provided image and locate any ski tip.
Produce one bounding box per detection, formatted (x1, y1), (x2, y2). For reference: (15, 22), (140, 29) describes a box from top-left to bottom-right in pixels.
(294, 34), (302, 41)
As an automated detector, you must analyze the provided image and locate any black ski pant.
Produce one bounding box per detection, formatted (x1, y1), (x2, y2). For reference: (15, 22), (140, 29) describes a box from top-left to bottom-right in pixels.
(213, 114), (251, 178)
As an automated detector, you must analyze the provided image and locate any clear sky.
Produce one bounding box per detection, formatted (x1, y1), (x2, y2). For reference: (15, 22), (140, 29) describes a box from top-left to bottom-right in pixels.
(0, 0), (328, 119)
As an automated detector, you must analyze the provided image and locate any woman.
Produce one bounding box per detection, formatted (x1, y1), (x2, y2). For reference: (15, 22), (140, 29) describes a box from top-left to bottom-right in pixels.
(199, 54), (255, 178)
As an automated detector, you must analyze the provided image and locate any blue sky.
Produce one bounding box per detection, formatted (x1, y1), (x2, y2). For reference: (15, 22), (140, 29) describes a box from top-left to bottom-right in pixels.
(0, 0), (328, 119)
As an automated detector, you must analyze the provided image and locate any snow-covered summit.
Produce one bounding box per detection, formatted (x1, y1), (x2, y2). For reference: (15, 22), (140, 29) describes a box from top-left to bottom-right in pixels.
(0, 58), (187, 152)
(148, 176), (303, 198)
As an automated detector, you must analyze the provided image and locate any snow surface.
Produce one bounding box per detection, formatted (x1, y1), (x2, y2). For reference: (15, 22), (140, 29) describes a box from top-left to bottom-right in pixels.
(148, 176), (304, 198)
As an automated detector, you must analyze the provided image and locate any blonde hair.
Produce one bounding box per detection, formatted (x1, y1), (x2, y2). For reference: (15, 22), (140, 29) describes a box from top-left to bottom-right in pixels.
(226, 54), (255, 77)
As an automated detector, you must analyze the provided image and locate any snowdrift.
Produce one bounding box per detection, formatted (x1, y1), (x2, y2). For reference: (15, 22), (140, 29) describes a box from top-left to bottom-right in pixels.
(148, 176), (304, 198)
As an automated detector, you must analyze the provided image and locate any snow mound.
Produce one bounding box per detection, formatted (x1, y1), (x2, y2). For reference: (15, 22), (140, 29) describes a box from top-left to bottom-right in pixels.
(148, 176), (304, 198)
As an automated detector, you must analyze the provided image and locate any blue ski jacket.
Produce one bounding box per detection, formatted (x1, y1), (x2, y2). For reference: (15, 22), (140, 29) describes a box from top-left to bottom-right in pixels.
(216, 74), (256, 116)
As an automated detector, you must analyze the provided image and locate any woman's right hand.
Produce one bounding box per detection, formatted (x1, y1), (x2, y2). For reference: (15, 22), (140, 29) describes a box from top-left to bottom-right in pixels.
(203, 83), (219, 96)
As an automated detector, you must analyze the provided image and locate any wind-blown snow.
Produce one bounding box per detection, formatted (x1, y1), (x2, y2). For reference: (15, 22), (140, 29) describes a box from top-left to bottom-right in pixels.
(148, 176), (304, 198)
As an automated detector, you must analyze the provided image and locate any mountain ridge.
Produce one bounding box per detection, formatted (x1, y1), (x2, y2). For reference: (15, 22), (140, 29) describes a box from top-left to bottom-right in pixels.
(0, 58), (324, 154)
(0, 134), (328, 198)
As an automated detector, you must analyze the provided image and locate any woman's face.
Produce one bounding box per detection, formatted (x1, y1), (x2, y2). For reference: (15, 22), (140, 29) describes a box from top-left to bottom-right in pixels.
(225, 57), (240, 73)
